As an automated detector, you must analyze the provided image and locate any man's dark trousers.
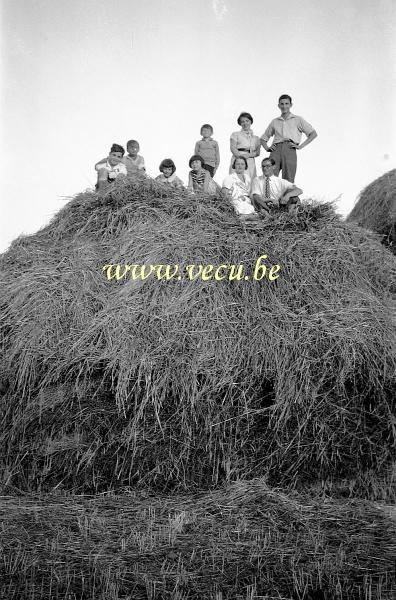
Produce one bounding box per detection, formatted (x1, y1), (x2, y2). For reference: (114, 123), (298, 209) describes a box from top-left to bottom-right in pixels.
(270, 140), (297, 183)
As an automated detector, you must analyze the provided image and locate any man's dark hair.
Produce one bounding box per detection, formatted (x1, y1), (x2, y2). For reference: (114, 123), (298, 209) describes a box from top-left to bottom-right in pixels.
(110, 143), (125, 156)
(278, 94), (292, 103)
(262, 157), (276, 167)
(237, 112), (253, 125)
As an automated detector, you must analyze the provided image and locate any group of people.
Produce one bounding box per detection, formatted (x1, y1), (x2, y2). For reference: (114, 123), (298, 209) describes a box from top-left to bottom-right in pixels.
(94, 95), (317, 220)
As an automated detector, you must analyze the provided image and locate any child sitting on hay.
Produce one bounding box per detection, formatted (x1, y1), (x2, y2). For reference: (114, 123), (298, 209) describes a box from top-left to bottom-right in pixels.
(94, 144), (127, 191)
(187, 155), (219, 196)
(156, 159), (184, 189)
(252, 157), (302, 215)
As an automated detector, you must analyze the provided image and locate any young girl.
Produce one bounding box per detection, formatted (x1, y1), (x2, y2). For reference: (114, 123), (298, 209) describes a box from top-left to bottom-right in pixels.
(187, 155), (218, 195)
(155, 159), (184, 188)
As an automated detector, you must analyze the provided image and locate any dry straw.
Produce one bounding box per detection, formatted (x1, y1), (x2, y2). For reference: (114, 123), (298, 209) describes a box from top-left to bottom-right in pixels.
(1, 480), (395, 599)
(0, 177), (395, 495)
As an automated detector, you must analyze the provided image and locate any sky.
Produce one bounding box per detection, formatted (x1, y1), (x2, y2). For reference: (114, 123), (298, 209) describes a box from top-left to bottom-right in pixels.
(1, 0), (395, 253)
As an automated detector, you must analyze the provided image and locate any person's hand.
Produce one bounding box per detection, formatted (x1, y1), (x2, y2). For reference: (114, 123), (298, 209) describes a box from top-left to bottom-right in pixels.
(259, 200), (274, 210)
(290, 142), (300, 149)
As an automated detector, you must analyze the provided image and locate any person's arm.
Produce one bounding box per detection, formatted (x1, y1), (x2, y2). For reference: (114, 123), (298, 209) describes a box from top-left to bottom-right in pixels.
(260, 122), (275, 152)
(279, 185), (303, 204)
(203, 169), (211, 193)
(194, 141), (200, 155)
(251, 137), (261, 158)
(252, 179), (272, 211)
(290, 130), (317, 150)
(230, 133), (247, 158)
(95, 157), (108, 171)
(214, 142), (220, 173)
(253, 194), (273, 211)
(290, 118), (318, 150)
(187, 172), (194, 192)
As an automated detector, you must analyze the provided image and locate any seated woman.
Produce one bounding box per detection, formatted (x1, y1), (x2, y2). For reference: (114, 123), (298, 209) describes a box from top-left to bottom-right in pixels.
(229, 112), (261, 180)
(222, 157), (257, 219)
(95, 144), (127, 190)
(187, 155), (218, 195)
(155, 159), (184, 188)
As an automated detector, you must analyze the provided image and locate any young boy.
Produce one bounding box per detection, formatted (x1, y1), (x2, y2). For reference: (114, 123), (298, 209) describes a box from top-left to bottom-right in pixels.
(194, 124), (220, 177)
(95, 144), (127, 190)
(123, 139), (146, 176)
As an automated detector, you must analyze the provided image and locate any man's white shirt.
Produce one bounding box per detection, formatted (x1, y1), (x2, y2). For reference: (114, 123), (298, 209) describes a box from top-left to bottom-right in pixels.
(251, 175), (294, 206)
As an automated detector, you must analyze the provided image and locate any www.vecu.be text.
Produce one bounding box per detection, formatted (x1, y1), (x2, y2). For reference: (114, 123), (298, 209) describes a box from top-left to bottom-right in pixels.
(102, 255), (281, 282)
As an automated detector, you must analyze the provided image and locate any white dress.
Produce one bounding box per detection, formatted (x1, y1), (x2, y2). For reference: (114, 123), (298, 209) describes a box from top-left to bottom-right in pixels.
(229, 129), (261, 179)
(222, 172), (255, 215)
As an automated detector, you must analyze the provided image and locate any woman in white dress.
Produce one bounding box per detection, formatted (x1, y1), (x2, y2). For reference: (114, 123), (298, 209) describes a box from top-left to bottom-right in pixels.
(229, 112), (261, 179)
(222, 157), (257, 219)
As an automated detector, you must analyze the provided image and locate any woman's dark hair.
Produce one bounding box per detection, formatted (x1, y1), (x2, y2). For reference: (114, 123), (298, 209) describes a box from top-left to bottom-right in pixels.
(189, 154), (204, 168)
(159, 158), (176, 174)
(200, 123), (213, 134)
(110, 143), (125, 155)
(232, 156), (248, 169)
(237, 112), (253, 125)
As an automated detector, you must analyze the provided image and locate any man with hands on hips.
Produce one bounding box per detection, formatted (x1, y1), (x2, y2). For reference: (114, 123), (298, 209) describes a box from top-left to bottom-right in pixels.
(260, 94), (317, 183)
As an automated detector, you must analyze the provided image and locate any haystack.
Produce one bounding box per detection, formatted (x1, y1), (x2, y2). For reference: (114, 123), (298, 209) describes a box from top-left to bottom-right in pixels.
(347, 168), (396, 250)
(0, 177), (395, 494)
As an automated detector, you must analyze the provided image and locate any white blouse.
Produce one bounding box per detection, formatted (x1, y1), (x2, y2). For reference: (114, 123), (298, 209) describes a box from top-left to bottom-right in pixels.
(222, 172), (255, 215)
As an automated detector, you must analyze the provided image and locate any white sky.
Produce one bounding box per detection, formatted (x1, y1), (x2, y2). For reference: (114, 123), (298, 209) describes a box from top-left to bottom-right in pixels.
(1, 0), (395, 252)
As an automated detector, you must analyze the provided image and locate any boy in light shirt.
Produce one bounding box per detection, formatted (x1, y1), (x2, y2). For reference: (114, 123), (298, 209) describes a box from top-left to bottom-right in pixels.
(95, 144), (127, 190)
(194, 124), (220, 177)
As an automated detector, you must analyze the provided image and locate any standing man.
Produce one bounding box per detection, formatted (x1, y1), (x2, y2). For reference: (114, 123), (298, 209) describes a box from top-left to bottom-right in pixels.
(260, 95), (317, 183)
(252, 157), (303, 216)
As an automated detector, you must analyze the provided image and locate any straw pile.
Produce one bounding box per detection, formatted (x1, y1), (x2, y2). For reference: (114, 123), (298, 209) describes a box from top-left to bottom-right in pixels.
(347, 168), (396, 251)
(0, 177), (395, 495)
(1, 480), (395, 599)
